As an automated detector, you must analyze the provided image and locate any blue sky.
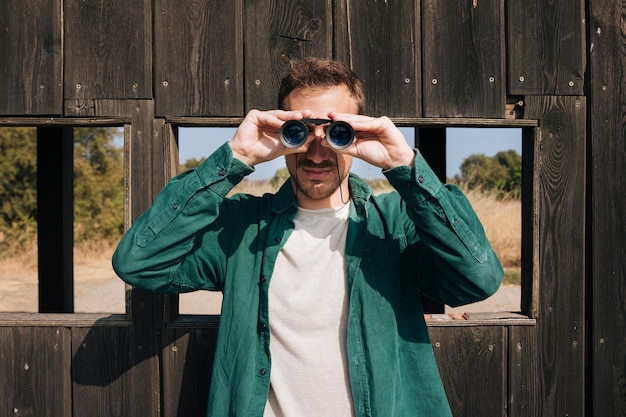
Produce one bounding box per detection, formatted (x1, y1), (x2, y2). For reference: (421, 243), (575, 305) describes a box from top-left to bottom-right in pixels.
(178, 126), (522, 180)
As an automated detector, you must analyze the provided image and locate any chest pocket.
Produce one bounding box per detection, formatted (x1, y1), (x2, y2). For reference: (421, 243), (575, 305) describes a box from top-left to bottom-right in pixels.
(363, 237), (404, 306)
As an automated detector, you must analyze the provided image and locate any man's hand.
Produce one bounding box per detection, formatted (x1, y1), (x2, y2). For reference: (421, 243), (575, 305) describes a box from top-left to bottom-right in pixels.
(324, 112), (416, 170)
(229, 109), (312, 167)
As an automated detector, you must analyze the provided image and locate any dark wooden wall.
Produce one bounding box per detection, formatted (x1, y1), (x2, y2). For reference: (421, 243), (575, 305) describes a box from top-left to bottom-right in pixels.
(0, 0), (624, 416)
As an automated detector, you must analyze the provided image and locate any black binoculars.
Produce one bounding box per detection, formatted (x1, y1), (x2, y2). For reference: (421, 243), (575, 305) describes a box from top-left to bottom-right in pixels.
(279, 118), (354, 150)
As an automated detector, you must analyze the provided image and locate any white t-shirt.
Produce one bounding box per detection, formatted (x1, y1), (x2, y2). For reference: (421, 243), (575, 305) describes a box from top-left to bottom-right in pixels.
(264, 203), (355, 417)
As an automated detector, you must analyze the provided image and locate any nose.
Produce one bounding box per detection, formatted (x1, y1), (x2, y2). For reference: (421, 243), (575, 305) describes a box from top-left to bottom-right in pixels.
(305, 127), (332, 163)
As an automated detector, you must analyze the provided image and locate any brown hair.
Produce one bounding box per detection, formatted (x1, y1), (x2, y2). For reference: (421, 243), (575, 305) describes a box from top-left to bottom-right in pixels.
(277, 57), (365, 112)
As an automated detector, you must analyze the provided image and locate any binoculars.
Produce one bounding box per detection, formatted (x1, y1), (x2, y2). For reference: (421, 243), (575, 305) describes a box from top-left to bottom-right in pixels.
(279, 118), (354, 150)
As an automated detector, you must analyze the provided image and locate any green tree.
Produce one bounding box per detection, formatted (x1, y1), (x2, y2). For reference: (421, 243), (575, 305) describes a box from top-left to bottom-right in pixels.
(73, 127), (124, 244)
(0, 126), (125, 258)
(0, 127), (38, 255)
(459, 149), (521, 199)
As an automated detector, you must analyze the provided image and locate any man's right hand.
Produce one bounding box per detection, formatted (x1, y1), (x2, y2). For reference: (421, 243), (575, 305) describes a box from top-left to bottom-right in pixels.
(229, 109), (312, 167)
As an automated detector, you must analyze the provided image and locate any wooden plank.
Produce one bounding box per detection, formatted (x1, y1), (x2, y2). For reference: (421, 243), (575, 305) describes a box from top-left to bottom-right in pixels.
(72, 326), (134, 416)
(507, 0), (585, 95)
(162, 328), (219, 417)
(588, 1), (626, 415)
(37, 127), (74, 313)
(64, 0), (152, 102)
(0, 313), (130, 327)
(421, 0), (505, 118)
(154, 0), (243, 117)
(244, 0), (331, 111)
(92, 100), (156, 221)
(334, 0), (421, 117)
(0, 327), (72, 417)
(416, 127), (445, 314)
(429, 325), (507, 416)
(416, 128), (446, 183)
(525, 95), (586, 417)
(72, 325), (159, 417)
(508, 325), (539, 417)
(0, 117), (131, 127)
(0, 0), (61, 115)
(520, 127), (539, 318)
(163, 116), (538, 128)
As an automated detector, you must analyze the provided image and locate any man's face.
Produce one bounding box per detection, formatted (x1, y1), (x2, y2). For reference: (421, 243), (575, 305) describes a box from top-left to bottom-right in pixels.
(283, 85), (360, 209)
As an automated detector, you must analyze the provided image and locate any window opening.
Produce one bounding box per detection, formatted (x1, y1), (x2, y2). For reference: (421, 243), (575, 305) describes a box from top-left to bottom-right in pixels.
(177, 127), (234, 314)
(444, 127), (522, 313)
(176, 127), (415, 314)
(73, 127), (125, 313)
(0, 126), (125, 313)
(174, 126), (524, 316)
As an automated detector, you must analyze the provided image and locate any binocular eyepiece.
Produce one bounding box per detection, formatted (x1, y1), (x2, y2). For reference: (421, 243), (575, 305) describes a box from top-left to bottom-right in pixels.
(279, 118), (354, 150)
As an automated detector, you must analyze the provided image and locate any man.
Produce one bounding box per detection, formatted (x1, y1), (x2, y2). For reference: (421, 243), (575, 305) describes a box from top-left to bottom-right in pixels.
(113, 57), (503, 416)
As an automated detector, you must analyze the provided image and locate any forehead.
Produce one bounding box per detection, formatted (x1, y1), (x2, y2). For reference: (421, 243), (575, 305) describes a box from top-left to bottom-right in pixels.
(283, 85), (360, 114)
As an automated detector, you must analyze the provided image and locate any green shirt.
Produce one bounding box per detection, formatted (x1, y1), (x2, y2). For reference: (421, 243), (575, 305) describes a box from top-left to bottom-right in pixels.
(113, 143), (503, 417)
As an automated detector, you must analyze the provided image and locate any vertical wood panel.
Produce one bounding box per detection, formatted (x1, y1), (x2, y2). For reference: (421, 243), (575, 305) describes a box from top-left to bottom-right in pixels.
(37, 127), (74, 313)
(521, 127), (539, 318)
(162, 327), (219, 417)
(588, 1), (626, 415)
(335, 0), (421, 117)
(525, 95), (586, 417)
(64, 0), (152, 103)
(72, 325), (159, 417)
(507, 0), (585, 95)
(0, 0), (61, 115)
(508, 326), (539, 417)
(429, 326), (506, 416)
(421, 0), (505, 118)
(93, 100), (156, 220)
(0, 327), (71, 417)
(154, 0), (244, 117)
(244, 0), (331, 111)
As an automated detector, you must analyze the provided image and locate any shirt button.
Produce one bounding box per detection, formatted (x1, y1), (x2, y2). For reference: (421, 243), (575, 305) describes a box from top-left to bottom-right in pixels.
(172, 203), (179, 210)
(259, 368), (267, 376)
(274, 236), (282, 243)
(218, 168), (226, 176)
(418, 175), (425, 183)
(260, 275), (267, 284)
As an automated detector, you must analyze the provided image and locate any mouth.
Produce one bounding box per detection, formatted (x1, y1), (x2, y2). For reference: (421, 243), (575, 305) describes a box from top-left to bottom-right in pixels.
(302, 166), (332, 180)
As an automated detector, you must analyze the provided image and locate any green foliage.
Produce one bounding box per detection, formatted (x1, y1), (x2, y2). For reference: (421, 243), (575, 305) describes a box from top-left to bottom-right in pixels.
(73, 127), (124, 244)
(458, 149), (522, 199)
(0, 126), (124, 258)
(0, 127), (38, 254)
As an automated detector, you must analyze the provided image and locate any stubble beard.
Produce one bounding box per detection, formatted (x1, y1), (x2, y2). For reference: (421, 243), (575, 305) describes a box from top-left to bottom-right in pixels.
(291, 159), (344, 201)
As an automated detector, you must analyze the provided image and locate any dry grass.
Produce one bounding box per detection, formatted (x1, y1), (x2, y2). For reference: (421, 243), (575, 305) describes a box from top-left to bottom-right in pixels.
(462, 187), (521, 268)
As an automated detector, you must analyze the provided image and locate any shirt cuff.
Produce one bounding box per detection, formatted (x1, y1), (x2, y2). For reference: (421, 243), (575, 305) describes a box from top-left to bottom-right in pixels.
(383, 149), (443, 205)
(194, 142), (255, 196)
